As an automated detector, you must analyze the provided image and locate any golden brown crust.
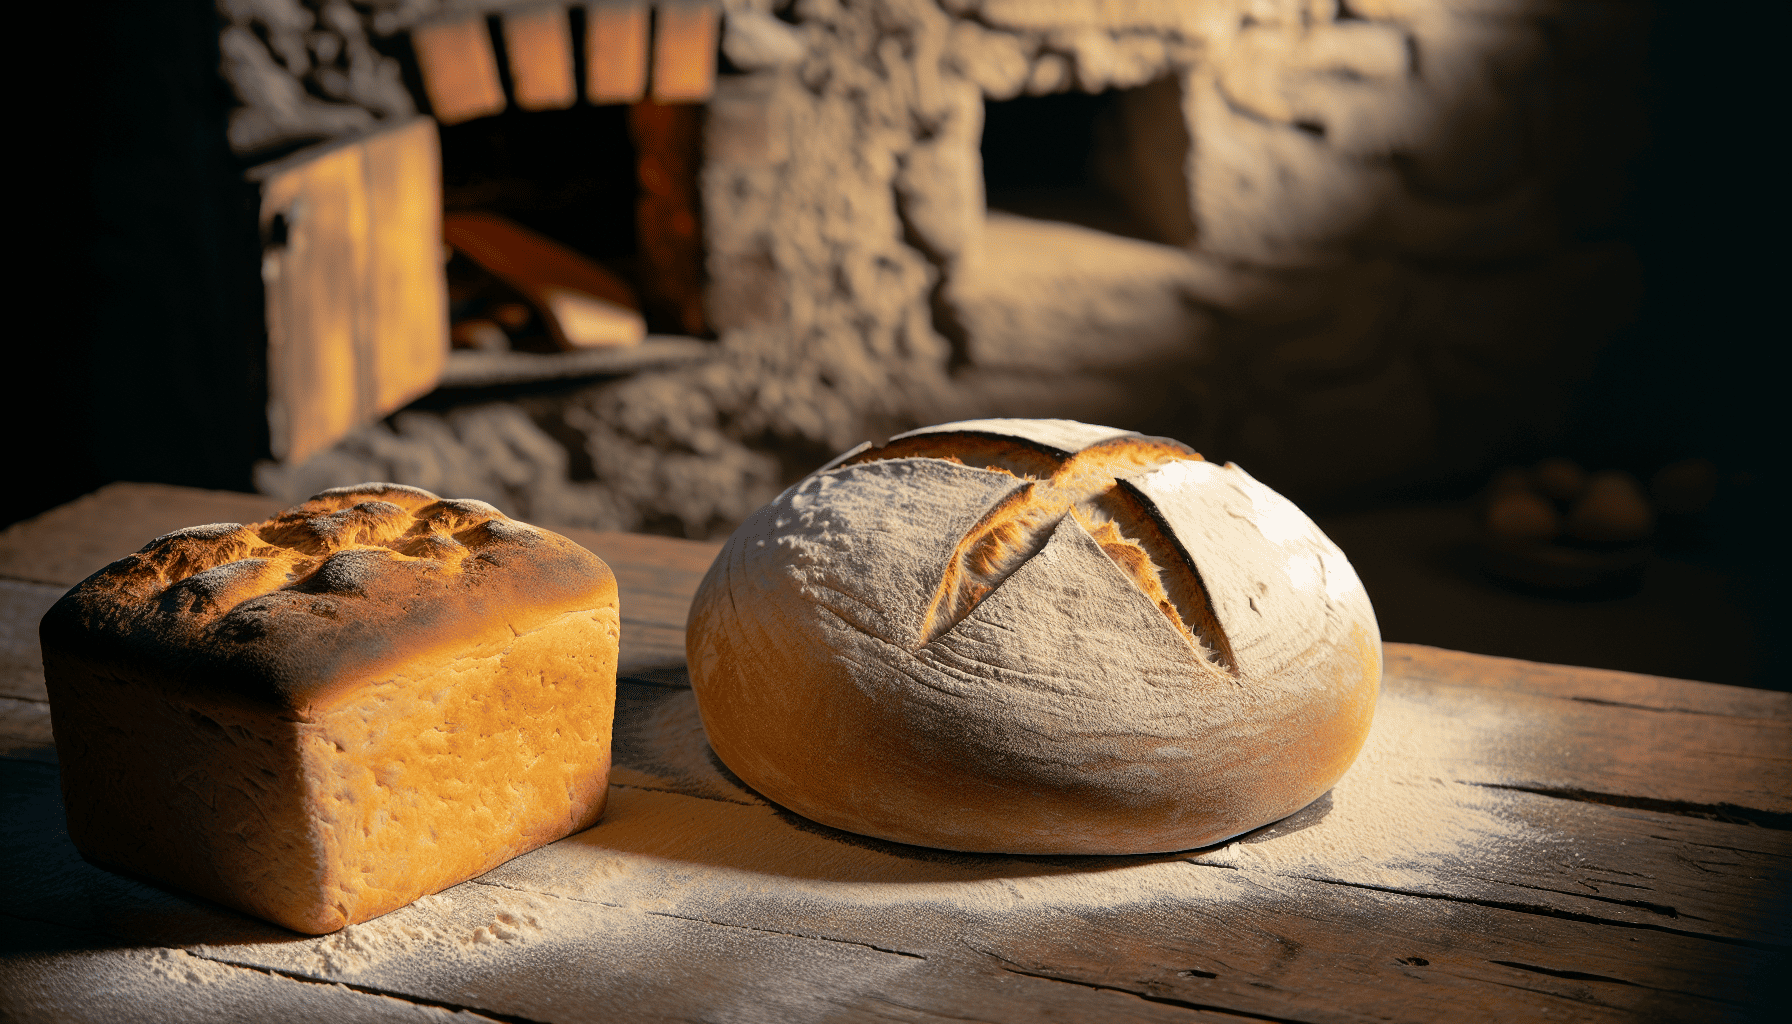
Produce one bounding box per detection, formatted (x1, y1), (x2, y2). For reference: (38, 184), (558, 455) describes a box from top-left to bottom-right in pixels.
(1081, 483), (1235, 673)
(43, 486), (616, 714)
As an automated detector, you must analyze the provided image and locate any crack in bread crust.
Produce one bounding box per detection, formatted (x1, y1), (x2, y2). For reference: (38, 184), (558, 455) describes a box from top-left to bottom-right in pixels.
(846, 431), (1231, 669)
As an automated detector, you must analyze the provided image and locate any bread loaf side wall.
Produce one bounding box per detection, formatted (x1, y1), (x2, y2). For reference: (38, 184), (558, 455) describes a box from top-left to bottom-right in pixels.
(45, 605), (620, 934)
(44, 650), (330, 930)
(298, 606), (620, 930)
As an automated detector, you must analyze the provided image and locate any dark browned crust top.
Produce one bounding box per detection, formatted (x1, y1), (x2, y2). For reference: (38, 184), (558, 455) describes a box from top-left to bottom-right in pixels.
(40, 484), (617, 715)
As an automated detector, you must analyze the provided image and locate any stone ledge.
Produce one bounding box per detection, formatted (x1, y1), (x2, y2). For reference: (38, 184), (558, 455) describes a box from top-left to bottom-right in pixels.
(437, 337), (716, 388)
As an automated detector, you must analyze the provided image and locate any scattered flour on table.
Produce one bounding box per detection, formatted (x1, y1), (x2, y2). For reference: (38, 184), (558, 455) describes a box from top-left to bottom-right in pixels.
(1191, 692), (1545, 886)
(191, 889), (561, 979)
(192, 687), (1549, 982)
(495, 687), (1546, 923)
(133, 947), (238, 987)
(315, 891), (550, 976)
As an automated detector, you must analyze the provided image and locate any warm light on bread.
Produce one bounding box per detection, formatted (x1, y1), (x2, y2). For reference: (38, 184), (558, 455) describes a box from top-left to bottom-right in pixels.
(686, 419), (1381, 854)
(40, 483), (620, 934)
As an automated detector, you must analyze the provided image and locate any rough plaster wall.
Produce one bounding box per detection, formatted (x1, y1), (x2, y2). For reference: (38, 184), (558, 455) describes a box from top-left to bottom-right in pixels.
(699, 0), (1221, 481)
(255, 404), (641, 530)
(698, 0), (1644, 504)
(245, 0), (1647, 534)
(1170, 0), (1646, 495)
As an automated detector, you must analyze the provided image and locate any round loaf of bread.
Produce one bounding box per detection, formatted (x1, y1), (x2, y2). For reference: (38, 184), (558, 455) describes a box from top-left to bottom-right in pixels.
(686, 418), (1381, 854)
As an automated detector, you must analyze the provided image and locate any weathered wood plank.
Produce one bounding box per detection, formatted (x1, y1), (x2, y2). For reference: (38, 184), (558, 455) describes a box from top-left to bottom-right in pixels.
(438, 335), (712, 387)
(411, 15), (507, 125)
(1386, 661), (1792, 819)
(9, 752), (1768, 1024)
(558, 527), (722, 578)
(650, 1), (718, 103)
(444, 211), (646, 349)
(360, 119), (451, 419)
(0, 581), (60, 702)
(0, 698), (53, 762)
(586, 1), (650, 104)
(503, 5), (578, 111)
(1388, 643), (1790, 720)
(0, 916), (498, 1024)
(10, 735), (1772, 1024)
(593, 560), (708, 608)
(253, 119), (448, 464)
(593, 682), (1792, 945)
(256, 129), (372, 464)
(2, 584), (66, 764)
(609, 589), (693, 634)
(614, 621), (690, 673)
(948, 871), (1780, 1024)
(3, 663), (1785, 1023)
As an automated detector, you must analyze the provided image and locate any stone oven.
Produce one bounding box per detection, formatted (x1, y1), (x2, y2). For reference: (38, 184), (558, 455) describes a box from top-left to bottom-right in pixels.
(200, 0), (1645, 538)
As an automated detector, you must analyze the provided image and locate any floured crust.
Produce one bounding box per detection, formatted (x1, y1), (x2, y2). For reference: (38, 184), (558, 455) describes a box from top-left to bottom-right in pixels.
(41, 483), (620, 933)
(688, 418), (1382, 855)
(846, 430), (1220, 660)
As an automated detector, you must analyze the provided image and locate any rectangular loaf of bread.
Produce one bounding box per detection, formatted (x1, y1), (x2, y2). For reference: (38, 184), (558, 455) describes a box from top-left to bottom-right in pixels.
(39, 483), (619, 934)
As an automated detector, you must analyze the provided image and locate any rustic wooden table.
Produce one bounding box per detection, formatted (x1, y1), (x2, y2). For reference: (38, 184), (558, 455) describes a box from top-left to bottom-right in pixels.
(1, 484), (1785, 1023)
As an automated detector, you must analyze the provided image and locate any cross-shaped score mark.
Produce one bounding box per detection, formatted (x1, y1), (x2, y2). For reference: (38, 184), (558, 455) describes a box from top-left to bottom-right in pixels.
(842, 431), (1236, 670)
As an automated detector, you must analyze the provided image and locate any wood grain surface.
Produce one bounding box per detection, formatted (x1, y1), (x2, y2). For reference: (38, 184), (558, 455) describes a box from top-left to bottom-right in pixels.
(587, 1), (651, 104)
(411, 14), (507, 125)
(253, 118), (449, 463)
(2, 485), (1785, 1023)
(650, 2), (718, 103)
(503, 5), (578, 112)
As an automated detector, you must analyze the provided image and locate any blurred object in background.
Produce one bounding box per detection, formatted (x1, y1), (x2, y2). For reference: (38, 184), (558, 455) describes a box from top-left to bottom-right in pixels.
(253, 114), (450, 466)
(1532, 458), (1589, 504)
(629, 101), (708, 338)
(444, 212), (645, 351)
(1316, 482), (1767, 689)
(1570, 471), (1655, 544)
(1480, 459), (1655, 597)
(449, 316), (510, 352)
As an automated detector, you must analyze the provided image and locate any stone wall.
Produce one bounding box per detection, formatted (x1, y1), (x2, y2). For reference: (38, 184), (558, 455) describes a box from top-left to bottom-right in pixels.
(697, 0), (1646, 502)
(245, 0), (1649, 534)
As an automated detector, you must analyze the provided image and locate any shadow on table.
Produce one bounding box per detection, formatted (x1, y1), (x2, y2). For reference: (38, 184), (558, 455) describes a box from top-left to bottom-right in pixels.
(1, 682), (1339, 953)
(0, 757), (298, 954)
(551, 681), (1337, 887)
